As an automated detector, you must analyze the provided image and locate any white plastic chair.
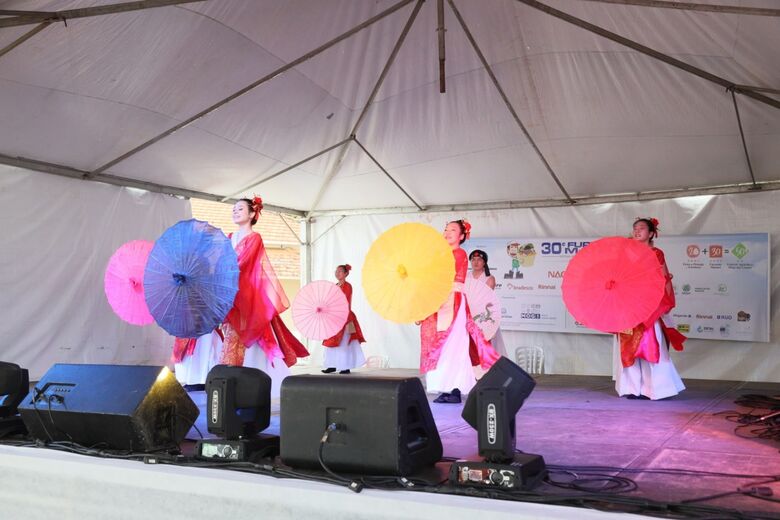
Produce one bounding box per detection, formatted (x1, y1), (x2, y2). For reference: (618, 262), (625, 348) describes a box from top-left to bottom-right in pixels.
(363, 355), (390, 369)
(514, 346), (544, 374)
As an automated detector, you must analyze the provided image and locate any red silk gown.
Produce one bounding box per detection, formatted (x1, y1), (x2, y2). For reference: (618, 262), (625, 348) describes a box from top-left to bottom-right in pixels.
(220, 232), (309, 367)
(618, 247), (686, 368)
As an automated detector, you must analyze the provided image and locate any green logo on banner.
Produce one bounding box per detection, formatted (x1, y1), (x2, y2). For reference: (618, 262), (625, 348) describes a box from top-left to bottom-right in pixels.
(732, 243), (748, 259)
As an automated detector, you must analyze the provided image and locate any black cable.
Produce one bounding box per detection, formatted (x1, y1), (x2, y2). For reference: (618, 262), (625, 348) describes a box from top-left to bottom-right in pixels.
(546, 463), (780, 481)
(45, 394), (74, 443)
(29, 386), (55, 442)
(715, 394), (780, 445)
(544, 469), (638, 494)
(317, 423), (363, 493)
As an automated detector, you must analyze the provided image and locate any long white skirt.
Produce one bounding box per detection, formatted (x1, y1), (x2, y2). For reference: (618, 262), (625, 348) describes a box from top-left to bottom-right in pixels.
(323, 330), (365, 371)
(426, 301), (477, 395)
(174, 332), (222, 385)
(613, 320), (685, 400)
(244, 344), (291, 399)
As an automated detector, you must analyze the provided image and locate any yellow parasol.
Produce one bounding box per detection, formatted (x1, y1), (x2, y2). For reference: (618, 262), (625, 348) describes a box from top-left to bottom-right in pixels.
(362, 223), (455, 323)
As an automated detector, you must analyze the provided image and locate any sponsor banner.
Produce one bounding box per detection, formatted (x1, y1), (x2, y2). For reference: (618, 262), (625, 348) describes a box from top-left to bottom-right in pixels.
(465, 234), (769, 342)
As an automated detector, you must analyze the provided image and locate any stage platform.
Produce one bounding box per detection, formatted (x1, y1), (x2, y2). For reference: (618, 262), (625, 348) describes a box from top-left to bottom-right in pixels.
(1, 372), (778, 519)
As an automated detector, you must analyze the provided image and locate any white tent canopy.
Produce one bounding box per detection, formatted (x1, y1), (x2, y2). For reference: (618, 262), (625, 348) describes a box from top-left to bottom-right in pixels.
(2, 0), (779, 381)
(1, 0), (778, 214)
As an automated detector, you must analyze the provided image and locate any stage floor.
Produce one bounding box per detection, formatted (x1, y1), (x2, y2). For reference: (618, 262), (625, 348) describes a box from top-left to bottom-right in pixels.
(2, 371), (778, 519)
(186, 369), (780, 517)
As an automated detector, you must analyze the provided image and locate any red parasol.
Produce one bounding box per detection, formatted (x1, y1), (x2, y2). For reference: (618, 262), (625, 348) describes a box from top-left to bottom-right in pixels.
(562, 237), (665, 333)
(292, 281), (349, 340)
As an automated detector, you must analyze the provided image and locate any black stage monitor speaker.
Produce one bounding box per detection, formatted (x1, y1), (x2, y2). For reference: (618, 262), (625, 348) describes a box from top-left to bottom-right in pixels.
(18, 364), (199, 452)
(280, 375), (442, 476)
(462, 357), (537, 461)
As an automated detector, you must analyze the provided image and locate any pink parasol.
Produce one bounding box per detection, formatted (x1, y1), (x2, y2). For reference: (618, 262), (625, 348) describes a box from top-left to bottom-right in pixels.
(292, 280), (349, 340)
(562, 237), (666, 333)
(465, 277), (501, 340)
(104, 240), (155, 325)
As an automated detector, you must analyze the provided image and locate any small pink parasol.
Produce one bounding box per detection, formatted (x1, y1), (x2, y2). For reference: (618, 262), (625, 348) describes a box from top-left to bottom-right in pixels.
(104, 240), (155, 325)
(292, 281), (349, 340)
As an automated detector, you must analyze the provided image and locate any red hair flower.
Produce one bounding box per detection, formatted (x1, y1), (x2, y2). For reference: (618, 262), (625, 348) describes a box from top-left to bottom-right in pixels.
(344, 264), (352, 272)
(462, 219), (472, 240)
(252, 196), (263, 215)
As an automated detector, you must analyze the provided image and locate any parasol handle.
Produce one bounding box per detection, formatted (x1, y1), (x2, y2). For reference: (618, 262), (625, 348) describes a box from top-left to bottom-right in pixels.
(172, 273), (187, 285)
(128, 277), (141, 289)
(397, 264), (408, 279)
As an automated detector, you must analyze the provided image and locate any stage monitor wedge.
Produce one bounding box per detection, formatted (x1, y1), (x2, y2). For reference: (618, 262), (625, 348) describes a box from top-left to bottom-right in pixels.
(280, 375), (442, 476)
(19, 364), (199, 452)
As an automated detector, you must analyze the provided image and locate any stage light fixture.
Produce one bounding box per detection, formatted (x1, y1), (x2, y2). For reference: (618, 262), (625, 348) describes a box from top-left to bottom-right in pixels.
(195, 365), (278, 461)
(454, 357), (547, 490)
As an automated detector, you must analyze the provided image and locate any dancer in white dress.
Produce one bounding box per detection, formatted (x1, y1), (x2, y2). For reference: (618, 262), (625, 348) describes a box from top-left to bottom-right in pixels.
(613, 217), (686, 400)
(468, 249), (508, 358)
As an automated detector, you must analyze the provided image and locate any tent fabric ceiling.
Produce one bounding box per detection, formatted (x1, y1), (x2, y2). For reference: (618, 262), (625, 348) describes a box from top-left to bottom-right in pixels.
(0, 0), (778, 213)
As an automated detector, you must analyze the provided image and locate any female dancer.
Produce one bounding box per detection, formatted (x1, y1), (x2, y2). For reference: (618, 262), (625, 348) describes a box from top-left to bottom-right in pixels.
(322, 264), (366, 374)
(420, 220), (499, 401)
(220, 196), (309, 397)
(614, 217), (686, 400)
(468, 249), (507, 358)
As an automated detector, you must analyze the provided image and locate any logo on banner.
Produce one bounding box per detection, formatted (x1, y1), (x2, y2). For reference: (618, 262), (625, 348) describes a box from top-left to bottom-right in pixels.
(677, 324), (690, 333)
(697, 325), (714, 333)
(732, 243), (749, 259)
(720, 325), (731, 337)
(681, 284), (691, 295)
(507, 283), (533, 291)
(718, 284), (728, 294)
(504, 242), (536, 279)
(548, 271), (565, 278)
(708, 245), (723, 258)
(737, 311), (751, 322)
(540, 241), (590, 256)
(686, 245), (701, 258)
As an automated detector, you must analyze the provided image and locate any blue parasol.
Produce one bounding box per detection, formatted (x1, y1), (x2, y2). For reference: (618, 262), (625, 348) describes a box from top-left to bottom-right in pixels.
(144, 219), (239, 338)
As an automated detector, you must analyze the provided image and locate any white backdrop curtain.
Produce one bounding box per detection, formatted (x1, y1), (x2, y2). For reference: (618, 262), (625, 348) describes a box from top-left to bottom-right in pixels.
(0, 166), (190, 379)
(309, 190), (779, 382)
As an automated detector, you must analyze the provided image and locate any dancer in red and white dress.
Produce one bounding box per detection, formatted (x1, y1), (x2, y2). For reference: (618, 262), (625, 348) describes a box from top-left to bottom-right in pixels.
(219, 196), (309, 397)
(321, 264), (366, 374)
(419, 220), (499, 400)
(613, 217), (686, 400)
